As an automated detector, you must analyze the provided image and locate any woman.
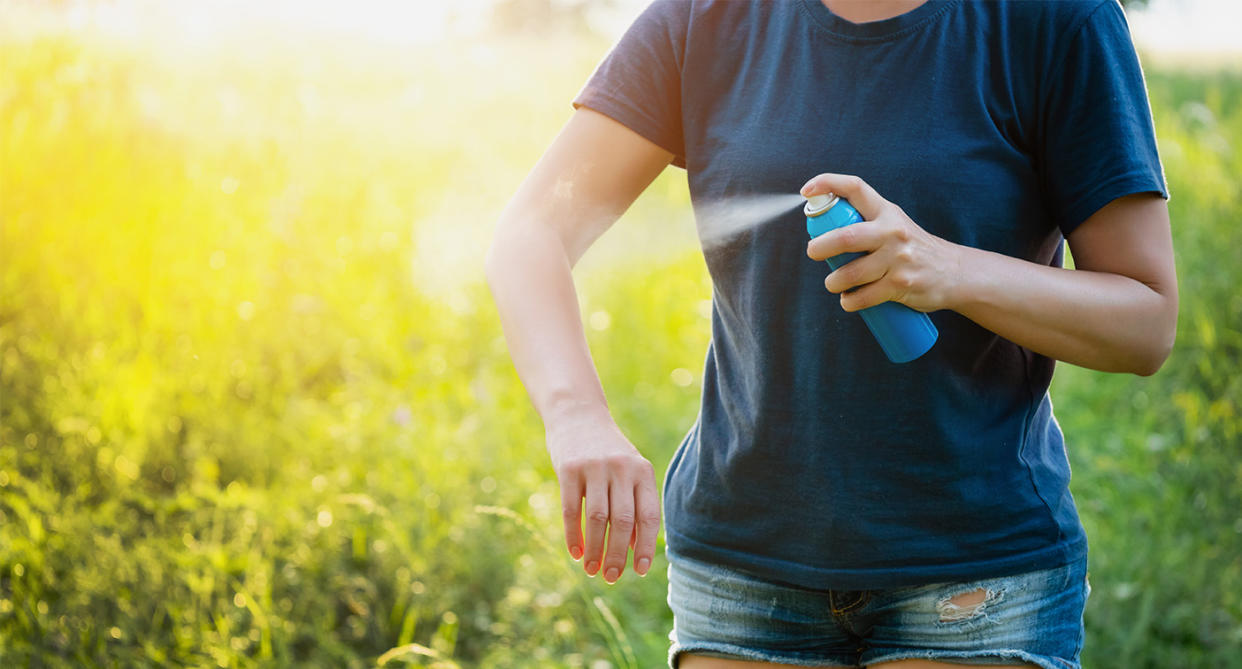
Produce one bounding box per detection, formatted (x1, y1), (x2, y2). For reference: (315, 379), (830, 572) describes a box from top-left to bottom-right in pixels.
(486, 1), (1177, 667)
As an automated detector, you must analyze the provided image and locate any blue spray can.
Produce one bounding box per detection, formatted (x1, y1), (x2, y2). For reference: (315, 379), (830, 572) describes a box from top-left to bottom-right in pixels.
(805, 193), (938, 363)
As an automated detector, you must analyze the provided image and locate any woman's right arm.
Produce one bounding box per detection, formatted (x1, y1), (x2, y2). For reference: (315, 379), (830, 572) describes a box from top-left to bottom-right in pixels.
(484, 107), (674, 584)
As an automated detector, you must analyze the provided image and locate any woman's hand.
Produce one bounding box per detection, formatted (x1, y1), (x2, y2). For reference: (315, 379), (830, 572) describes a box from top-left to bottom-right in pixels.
(545, 406), (660, 584)
(801, 173), (962, 313)
(799, 173), (1177, 375)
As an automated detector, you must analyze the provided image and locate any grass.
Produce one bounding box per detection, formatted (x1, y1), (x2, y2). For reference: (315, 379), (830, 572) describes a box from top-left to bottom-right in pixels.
(0, 13), (1239, 669)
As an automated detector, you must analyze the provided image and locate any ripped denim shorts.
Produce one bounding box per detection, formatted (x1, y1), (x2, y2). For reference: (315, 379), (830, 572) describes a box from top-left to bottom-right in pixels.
(667, 550), (1090, 669)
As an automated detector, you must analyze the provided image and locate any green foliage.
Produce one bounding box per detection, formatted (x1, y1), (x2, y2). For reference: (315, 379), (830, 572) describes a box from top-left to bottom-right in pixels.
(1053, 65), (1242, 667)
(1, 24), (1239, 669)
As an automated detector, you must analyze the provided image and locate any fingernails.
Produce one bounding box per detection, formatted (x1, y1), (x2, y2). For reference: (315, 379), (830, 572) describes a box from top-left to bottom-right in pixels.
(800, 181), (815, 197)
(570, 546), (583, 561)
(586, 560), (599, 576)
(604, 568), (619, 583)
(637, 558), (650, 576)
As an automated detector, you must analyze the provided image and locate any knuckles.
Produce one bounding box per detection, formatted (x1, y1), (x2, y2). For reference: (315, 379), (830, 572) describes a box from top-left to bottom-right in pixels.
(836, 226), (860, 249)
(891, 223), (911, 243)
(606, 453), (638, 471)
(843, 174), (865, 194)
(890, 271), (915, 291)
(557, 452), (651, 479)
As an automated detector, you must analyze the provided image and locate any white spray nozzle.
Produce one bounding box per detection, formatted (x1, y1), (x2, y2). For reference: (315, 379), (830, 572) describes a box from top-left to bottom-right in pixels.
(803, 193), (837, 217)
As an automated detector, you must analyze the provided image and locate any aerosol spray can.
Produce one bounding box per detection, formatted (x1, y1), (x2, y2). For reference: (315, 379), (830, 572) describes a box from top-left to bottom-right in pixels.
(805, 193), (938, 363)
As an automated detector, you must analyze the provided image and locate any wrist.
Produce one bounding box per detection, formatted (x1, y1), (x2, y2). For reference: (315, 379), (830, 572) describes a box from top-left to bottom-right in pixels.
(541, 395), (613, 436)
(938, 240), (980, 313)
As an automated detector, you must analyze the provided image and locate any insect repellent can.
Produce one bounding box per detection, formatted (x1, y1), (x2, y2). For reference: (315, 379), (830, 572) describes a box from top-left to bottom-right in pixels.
(805, 193), (938, 363)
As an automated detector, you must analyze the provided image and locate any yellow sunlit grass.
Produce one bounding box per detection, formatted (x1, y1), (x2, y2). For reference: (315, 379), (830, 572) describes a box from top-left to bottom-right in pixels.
(3, 3), (1240, 667)
(1, 6), (702, 666)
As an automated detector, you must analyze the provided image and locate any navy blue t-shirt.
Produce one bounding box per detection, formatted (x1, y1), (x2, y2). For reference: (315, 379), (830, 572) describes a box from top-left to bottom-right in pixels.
(574, 0), (1166, 589)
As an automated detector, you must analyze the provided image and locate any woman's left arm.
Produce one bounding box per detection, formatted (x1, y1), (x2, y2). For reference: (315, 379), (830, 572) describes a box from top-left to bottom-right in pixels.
(803, 174), (1178, 376)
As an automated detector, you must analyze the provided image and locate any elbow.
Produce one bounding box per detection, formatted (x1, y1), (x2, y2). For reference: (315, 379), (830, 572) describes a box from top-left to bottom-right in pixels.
(1133, 331), (1175, 377)
(485, 218), (575, 296)
(1132, 303), (1178, 377)
(1137, 332), (1172, 377)
(483, 241), (503, 292)
(483, 224), (516, 296)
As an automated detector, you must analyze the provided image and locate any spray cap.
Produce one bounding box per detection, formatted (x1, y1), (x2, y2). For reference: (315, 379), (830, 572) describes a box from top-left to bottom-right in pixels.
(804, 192), (838, 217)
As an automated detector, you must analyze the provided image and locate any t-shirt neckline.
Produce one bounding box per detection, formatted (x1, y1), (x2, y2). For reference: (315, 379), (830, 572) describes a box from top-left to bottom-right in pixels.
(797, 0), (959, 43)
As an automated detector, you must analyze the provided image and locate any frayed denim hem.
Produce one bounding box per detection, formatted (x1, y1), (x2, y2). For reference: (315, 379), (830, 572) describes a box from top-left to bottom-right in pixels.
(670, 642), (854, 669)
(863, 648), (1077, 669)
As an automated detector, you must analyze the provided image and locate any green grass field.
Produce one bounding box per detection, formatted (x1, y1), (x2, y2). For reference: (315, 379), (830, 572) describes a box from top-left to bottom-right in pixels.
(1, 15), (1240, 669)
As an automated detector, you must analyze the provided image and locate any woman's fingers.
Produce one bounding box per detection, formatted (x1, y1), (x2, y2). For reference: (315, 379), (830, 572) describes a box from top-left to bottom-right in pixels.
(600, 478), (635, 583)
(632, 472), (661, 577)
(824, 251), (889, 297)
(581, 468), (610, 577)
(558, 455), (660, 582)
(800, 173), (889, 220)
(799, 174), (955, 312)
(548, 422), (659, 582)
(560, 474), (585, 561)
(807, 220), (887, 262)
(838, 277), (897, 312)
(596, 458), (660, 583)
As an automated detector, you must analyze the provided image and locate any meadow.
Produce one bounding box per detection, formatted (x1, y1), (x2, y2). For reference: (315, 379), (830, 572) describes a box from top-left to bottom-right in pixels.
(1, 11), (1239, 669)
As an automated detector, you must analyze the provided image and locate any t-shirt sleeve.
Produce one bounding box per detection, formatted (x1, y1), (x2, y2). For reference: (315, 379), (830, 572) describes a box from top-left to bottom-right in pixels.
(1039, 0), (1168, 236)
(573, 0), (688, 168)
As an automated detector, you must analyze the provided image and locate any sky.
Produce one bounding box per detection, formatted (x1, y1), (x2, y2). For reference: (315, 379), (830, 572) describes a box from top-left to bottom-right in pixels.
(1125, 0), (1242, 58)
(4, 0), (1240, 59)
(601, 0), (1242, 57)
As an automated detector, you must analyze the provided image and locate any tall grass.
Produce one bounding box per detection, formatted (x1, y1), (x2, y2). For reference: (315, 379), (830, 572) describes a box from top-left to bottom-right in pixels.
(1054, 66), (1242, 666)
(0, 17), (1238, 668)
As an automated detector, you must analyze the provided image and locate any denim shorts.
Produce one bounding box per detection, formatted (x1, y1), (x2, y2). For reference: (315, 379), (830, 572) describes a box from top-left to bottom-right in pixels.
(666, 550), (1090, 669)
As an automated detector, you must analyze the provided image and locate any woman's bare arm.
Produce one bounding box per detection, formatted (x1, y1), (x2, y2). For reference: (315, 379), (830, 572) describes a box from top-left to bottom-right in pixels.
(485, 108), (674, 583)
(803, 174), (1177, 375)
(948, 193), (1177, 374)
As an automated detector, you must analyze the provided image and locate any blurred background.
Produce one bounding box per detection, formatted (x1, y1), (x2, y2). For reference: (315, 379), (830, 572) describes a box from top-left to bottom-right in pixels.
(0, 0), (1238, 667)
